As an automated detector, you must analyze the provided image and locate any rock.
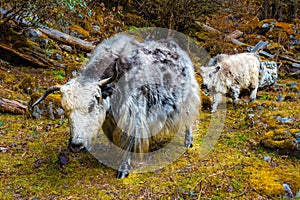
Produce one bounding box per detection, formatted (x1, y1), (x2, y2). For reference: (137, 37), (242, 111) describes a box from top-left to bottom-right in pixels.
(276, 93), (285, 102)
(259, 61), (278, 88)
(59, 44), (73, 53)
(54, 53), (64, 61)
(283, 183), (294, 199)
(263, 155), (271, 162)
(24, 28), (48, 48)
(276, 116), (294, 124)
(29, 93), (64, 119)
(261, 129), (300, 157)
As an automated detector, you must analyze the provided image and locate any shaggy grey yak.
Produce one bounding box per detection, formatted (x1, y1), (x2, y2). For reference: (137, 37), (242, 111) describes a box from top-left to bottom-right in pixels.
(32, 34), (200, 178)
(201, 52), (260, 113)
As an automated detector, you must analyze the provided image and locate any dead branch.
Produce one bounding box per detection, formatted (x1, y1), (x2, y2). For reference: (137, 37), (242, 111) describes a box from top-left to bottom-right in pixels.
(279, 55), (300, 64)
(0, 43), (48, 67)
(38, 27), (95, 51)
(0, 98), (27, 115)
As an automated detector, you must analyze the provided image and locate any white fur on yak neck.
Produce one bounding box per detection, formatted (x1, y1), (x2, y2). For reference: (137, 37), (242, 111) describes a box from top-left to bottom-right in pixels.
(60, 79), (107, 149)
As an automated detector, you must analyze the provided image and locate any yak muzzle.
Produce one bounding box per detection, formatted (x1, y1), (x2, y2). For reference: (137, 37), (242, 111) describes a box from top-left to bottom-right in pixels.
(68, 139), (86, 153)
(201, 84), (208, 89)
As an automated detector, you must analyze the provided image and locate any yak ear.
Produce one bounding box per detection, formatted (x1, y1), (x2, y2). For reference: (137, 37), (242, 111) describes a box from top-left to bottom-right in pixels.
(214, 66), (221, 73)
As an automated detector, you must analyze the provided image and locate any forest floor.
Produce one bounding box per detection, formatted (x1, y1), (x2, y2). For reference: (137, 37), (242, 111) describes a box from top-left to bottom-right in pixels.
(1, 1), (300, 199)
(0, 63), (299, 199)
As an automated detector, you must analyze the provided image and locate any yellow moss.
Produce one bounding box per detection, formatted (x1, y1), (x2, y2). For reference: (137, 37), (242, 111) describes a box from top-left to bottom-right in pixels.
(240, 17), (259, 32)
(4, 73), (15, 84)
(262, 118), (279, 129)
(69, 25), (90, 38)
(261, 129), (298, 149)
(26, 39), (40, 48)
(275, 22), (295, 35)
(245, 166), (285, 196)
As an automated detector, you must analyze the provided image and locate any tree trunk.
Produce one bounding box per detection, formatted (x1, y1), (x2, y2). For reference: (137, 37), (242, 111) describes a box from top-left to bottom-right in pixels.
(261, 0), (297, 22)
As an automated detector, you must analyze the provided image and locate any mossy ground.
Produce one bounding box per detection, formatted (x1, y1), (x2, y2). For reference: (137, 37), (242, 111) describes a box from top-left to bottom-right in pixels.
(1, 74), (299, 199)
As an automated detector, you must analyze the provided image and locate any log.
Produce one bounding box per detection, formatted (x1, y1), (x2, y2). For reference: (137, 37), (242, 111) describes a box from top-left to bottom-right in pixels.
(38, 27), (96, 52)
(0, 43), (48, 67)
(0, 44), (64, 68)
(0, 98), (27, 115)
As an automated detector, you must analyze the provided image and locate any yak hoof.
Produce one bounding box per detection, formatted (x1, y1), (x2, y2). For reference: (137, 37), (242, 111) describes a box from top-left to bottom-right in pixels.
(185, 143), (193, 148)
(116, 171), (129, 179)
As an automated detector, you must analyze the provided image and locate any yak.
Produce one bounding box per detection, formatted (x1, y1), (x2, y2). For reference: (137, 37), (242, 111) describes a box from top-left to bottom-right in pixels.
(200, 52), (260, 113)
(32, 34), (200, 178)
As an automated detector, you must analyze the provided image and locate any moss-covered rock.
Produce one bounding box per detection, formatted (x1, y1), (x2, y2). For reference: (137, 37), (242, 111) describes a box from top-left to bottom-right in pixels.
(261, 129), (300, 156)
(29, 93), (64, 119)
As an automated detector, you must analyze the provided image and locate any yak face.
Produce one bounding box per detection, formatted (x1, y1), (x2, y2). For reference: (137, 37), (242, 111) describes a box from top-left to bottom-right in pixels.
(60, 79), (108, 153)
(200, 65), (220, 90)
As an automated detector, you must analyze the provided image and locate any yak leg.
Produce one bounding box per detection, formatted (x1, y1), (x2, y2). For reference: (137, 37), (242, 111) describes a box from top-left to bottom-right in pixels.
(250, 87), (258, 102)
(231, 85), (240, 105)
(116, 135), (133, 179)
(116, 154), (131, 178)
(184, 126), (193, 148)
(212, 93), (223, 113)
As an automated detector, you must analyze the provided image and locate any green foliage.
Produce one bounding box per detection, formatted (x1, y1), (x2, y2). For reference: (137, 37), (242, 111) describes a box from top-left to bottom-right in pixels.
(52, 69), (66, 81)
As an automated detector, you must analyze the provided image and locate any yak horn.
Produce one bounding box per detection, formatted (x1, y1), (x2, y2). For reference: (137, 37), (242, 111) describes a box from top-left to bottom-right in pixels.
(99, 60), (119, 86)
(32, 86), (61, 107)
(98, 77), (112, 86)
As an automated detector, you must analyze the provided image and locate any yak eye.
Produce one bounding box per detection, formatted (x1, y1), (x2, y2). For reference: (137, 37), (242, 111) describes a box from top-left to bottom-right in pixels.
(88, 101), (95, 113)
(88, 96), (100, 113)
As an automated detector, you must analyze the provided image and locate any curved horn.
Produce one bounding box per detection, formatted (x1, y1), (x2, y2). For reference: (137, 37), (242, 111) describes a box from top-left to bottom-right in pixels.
(32, 86), (61, 107)
(99, 60), (119, 86)
(99, 77), (112, 86)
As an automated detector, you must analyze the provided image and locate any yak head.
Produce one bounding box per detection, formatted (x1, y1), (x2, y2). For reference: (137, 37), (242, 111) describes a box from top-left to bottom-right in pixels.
(200, 65), (220, 90)
(32, 77), (112, 153)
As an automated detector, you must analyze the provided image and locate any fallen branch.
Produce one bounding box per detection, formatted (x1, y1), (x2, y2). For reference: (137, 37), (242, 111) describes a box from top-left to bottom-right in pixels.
(0, 43), (48, 67)
(38, 27), (95, 52)
(0, 98), (27, 115)
(291, 70), (300, 75)
(279, 55), (300, 64)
